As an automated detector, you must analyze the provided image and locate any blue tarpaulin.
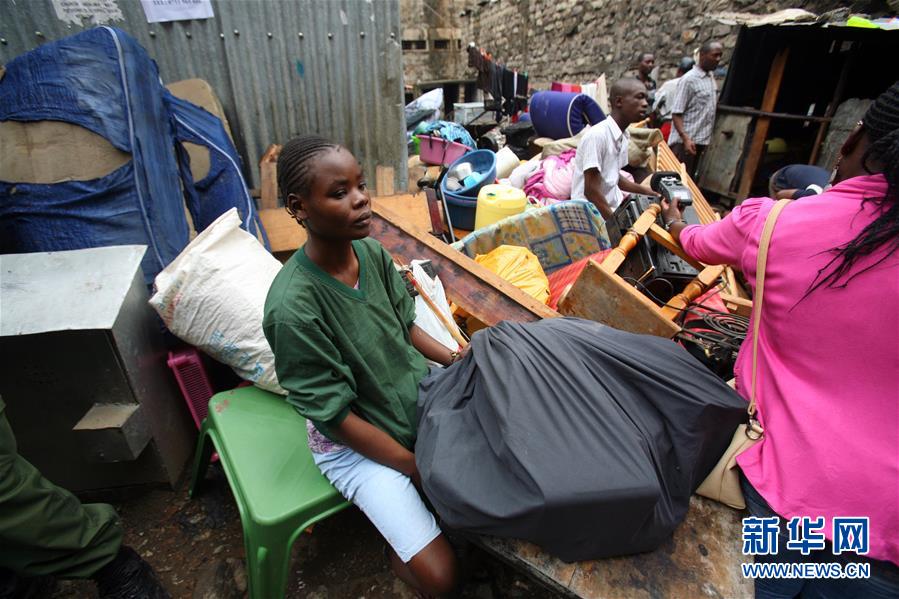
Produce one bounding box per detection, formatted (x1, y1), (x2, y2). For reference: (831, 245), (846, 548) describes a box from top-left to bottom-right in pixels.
(0, 27), (267, 284)
(166, 92), (268, 246)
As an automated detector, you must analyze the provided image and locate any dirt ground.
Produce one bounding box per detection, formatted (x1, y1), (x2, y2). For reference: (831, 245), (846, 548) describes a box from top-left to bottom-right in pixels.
(49, 465), (560, 599)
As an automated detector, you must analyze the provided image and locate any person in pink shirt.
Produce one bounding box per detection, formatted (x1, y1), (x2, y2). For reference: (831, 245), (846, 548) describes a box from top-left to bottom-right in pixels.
(662, 81), (899, 597)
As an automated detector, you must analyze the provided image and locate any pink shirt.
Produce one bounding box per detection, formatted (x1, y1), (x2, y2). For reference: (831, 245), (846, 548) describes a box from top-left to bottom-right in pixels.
(681, 175), (899, 565)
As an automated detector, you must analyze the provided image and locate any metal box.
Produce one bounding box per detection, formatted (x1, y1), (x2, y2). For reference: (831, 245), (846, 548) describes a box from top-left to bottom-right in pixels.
(0, 246), (195, 491)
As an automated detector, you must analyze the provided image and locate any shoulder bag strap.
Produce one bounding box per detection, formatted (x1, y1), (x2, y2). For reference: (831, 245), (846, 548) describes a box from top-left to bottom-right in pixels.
(749, 198), (792, 419)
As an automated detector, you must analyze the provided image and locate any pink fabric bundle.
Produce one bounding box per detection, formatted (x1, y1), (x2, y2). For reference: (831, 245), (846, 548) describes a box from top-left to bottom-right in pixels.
(524, 149), (577, 205)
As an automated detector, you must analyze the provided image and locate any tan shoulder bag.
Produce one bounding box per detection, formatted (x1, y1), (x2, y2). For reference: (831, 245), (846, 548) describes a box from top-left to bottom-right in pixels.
(695, 199), (792, 509)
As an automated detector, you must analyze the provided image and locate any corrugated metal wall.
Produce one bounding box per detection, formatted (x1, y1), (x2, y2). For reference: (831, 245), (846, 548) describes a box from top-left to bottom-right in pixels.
(0, 0), (407, 192)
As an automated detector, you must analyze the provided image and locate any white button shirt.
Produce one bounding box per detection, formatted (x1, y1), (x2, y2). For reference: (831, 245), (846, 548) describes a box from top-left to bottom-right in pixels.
(570, 116), (629, 211)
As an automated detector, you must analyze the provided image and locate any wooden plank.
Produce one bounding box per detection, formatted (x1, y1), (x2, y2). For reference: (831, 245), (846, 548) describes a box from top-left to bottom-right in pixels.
(258, 208), (307, 255)
(478, 495), (751, 598)
(371, 202), (559, 325)
(258, 194), (434, 255)
(375, 165), (395, 197)
(736, 48), (790, 201)
(373, 194), (432, 234)
(696, 114), (753, 196)
(657, 141), (717, 224)
(648, 223), (704, 270)
(258, 144), (282, 210)
(720, 292), (753, 318)
(557, 259), (680, 338)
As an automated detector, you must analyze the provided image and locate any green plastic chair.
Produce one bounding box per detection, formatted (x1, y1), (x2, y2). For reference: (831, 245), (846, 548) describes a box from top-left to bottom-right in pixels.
(190, 386), (351, 599)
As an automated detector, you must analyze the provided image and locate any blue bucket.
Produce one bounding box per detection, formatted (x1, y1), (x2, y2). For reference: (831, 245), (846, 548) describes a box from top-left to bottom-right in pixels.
(443, 189), (478, 230)
(441, 149), (497, 198)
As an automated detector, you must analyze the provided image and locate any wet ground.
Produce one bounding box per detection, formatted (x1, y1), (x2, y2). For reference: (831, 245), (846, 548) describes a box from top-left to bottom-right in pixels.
(51, 465), (560, 599)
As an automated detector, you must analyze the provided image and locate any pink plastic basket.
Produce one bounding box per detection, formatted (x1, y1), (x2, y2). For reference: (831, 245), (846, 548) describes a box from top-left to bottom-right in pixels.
(167, 348), (215, 429)
(418, 135), (472, 166)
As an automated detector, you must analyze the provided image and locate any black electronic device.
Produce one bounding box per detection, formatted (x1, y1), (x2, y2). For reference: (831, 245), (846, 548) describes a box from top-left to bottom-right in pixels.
(606, 194), (698, 303)
(650, 170), (701, 228)
(651, 171), (693, 209)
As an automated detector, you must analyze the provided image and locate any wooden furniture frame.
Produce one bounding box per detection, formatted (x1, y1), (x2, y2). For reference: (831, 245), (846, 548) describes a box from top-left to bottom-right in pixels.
(557, 203), (725, 337)
(557, 141), (749, 337)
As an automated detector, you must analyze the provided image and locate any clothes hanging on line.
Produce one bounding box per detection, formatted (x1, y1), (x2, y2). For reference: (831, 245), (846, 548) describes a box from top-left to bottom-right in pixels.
(467, 45), (528, 120)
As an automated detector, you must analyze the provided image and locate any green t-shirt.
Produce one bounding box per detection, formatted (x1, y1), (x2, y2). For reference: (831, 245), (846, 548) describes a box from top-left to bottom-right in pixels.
(262, 237), (428, 449)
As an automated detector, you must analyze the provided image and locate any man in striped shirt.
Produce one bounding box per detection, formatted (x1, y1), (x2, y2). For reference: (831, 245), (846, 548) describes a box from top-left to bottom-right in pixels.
(669, 41), (723, 177)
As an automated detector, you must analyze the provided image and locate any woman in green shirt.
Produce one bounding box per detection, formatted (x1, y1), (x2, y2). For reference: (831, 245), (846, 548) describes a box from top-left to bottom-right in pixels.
(263, 136), (460, 596)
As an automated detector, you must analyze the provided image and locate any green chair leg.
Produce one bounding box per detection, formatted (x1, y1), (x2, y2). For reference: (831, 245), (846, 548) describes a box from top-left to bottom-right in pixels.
(189, 421), (216, 498)
(245, 535), (292, 599)
(187, 387), (352, 598)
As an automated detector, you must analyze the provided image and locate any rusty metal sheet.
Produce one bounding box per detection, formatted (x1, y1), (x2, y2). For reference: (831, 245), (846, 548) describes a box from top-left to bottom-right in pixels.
(477, 496), (752, 598)
(0, 0), (406, 191)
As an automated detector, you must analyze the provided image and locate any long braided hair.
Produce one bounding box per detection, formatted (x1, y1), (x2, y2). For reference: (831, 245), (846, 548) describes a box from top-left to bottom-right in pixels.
(278, 135), (341, 227)
(807, 80), (899, 294)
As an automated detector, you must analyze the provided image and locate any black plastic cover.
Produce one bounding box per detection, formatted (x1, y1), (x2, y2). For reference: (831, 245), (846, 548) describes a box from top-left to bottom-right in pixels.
(416, 318), (746, 562)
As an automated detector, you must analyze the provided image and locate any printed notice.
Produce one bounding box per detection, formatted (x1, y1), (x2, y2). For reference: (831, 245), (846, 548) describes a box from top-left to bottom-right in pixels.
(140, 0), (213, 23)
(52, 0), (124, 26)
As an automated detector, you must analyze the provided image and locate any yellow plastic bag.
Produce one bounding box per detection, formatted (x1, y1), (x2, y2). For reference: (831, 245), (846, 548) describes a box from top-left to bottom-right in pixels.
(474, 245), (551, 305)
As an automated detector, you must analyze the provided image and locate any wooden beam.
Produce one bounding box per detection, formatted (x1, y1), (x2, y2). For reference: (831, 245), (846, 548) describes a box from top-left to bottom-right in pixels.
(370, 202), (558, 325)
(717, 105), (830, 124)
(720, 292), (752, 318)
(736, 48), (790, 201)
(647, 223), (704, 270)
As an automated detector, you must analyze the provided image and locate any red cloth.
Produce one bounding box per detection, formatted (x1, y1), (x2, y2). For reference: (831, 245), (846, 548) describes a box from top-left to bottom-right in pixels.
(551, 82), (582, 93)
(681, 287), (728, 324)
(660, 121), (672, 143)
(546, 250), (611, 310)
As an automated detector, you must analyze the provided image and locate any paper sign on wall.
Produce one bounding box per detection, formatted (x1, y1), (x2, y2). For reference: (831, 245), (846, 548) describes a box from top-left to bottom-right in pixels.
(52, 0), (124, 26)
(140, 0), (213, 23)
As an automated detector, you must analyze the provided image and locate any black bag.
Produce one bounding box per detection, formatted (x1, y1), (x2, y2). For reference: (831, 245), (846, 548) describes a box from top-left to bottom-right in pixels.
(415, 318), (746, 562)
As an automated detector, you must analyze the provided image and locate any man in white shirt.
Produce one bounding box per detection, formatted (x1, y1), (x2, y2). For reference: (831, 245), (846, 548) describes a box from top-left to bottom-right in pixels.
(571, 78), (659, 220)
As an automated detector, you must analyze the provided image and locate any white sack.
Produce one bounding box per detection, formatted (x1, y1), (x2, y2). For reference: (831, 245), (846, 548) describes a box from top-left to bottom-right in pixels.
(149, 208), (286, 394)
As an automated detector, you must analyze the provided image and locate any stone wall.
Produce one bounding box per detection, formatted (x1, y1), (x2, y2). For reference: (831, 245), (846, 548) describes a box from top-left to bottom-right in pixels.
(400, 0), (468, 86)
(455, 0), (872, 89)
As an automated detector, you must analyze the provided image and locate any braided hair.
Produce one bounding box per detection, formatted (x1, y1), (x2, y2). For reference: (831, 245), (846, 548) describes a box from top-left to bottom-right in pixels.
(278, 135), (341, 226)
(807, 80), (899, 294)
